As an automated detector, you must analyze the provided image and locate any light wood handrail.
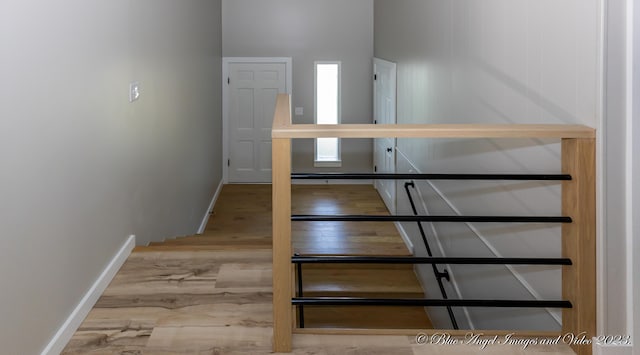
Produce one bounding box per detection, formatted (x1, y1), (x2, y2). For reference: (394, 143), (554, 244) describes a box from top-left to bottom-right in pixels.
(273, 123), (596, 139)
(272, 94), (594, 139)
(271, 93), (596, 355)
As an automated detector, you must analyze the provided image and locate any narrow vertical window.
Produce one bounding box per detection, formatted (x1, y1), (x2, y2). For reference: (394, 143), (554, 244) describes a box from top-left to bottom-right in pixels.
(315, 61), (341, 167)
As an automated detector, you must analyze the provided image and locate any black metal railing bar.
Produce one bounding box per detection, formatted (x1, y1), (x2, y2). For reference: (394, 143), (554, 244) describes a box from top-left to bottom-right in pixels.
(291, 297), (572, 309)
(292, 215), (572, 223)
(292, 173), (571, 181)
(291, 256), (572, 266)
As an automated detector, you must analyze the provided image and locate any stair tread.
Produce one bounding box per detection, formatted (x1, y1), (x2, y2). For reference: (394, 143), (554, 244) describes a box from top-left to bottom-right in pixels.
(302, 305), (432, 329)
(301, 263), (414, 270)
(301, 268), (423, 294)
(133, 245), (272, 252)
(148, 237), (412, 256)
(150, 236), (271, 246)
(301, 292), (425, 299)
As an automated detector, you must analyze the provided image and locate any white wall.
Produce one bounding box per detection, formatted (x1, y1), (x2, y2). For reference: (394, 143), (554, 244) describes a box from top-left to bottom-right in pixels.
(0, 1), (222, 353)
(628, 0), (640, 350)
(602, 0), (630, 337)
(129, 0), (223, 245)
(222, 0), (374, 173)
(595, 1), (640, 352)
(375, 0), (601, 331)
(595, 0), (639, 351)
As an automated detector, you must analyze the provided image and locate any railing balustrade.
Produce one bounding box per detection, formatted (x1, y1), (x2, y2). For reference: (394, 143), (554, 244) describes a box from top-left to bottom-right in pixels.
(272, 94), (596, 355)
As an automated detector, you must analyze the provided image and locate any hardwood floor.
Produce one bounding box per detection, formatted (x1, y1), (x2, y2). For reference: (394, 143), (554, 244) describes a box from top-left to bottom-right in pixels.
(62, 184), (575, 354)
(145, 185), (412, 254)
(292, 185), (411, 256)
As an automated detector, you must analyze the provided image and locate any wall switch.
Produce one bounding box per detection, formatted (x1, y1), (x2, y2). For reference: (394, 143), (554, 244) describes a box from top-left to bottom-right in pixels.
(295, 107), (304, 116)
(129, 82), (141, 102)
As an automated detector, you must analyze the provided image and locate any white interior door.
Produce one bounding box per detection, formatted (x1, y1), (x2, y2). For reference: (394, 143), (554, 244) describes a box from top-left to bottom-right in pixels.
(373, 58), (397, 213)
(228, 62), (287, 183)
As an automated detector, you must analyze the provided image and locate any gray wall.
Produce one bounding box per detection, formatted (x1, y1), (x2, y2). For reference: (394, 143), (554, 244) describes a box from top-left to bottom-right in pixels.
(605, 0), (640, 343)
(375, 0), (600, 331)
(602, 0), (629, 336)
(0, 0), (222, 353)
(632, 0), (640, 345)
(222, 0), (374, 173)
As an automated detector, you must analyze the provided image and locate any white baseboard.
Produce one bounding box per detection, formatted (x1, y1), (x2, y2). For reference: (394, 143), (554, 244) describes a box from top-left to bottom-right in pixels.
(593, 342), (633, 355)
(292, 179), (374, 185)
(394, 221), (414, 254)
(41, 235), (135, 355)
(197, 180), (224, 234)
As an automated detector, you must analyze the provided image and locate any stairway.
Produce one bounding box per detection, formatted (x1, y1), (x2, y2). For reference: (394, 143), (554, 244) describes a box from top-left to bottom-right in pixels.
(137, 184), (432, 329)
(63, 183), (584, 354)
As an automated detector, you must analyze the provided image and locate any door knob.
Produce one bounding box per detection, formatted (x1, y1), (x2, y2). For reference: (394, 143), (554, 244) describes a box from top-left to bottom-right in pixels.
(387, 147), (393, 152)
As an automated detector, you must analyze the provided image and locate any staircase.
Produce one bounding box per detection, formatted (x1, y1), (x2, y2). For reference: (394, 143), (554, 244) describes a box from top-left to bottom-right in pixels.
(290, 184), (432, 328)
(62, 183), (579, 354)
(138, 184), (432, 329)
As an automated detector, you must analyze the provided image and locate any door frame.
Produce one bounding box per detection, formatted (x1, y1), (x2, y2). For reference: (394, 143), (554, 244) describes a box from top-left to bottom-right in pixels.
(222, 57), (293, 183)
(373, 57), (398, 213)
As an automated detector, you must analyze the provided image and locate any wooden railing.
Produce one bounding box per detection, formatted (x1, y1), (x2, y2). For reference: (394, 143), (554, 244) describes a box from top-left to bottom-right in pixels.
(271, 93), (596, 354)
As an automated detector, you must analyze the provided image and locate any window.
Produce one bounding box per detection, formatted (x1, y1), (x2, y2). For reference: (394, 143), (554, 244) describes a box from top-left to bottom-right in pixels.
(314, 61), (341, 167)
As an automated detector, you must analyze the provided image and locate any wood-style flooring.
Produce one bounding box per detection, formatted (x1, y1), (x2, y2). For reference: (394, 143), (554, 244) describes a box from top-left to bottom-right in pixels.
(62, 184), (575, 354)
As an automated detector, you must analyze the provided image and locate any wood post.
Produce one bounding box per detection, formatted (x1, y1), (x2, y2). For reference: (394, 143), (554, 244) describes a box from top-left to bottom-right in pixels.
(272, 137), (292, 352)
(561, 138), (596, 355)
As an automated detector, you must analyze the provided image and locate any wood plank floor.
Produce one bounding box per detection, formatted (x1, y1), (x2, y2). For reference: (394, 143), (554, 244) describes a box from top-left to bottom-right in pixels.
(62, 184), (575, 354)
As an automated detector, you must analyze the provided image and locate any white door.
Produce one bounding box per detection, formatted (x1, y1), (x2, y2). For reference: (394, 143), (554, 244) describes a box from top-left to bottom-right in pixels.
(373, 58), (397, 213)
(228, 62), (287, 183)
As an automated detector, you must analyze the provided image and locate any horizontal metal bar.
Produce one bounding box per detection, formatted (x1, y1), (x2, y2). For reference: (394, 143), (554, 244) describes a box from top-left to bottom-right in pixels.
(292, 173), (572, 181)
(292, 297), (572, 309)
(292, 215), (572, 223)
(292, 256), (572, 266)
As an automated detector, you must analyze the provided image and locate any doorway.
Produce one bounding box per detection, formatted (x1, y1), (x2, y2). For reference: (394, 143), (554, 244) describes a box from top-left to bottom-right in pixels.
(223, 57), (292, 183)
(373, 58), (397, 213)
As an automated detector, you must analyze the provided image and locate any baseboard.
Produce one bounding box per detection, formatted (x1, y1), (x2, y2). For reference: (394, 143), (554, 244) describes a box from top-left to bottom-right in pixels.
(593, 342), (633, 355)
(40, 235), (135, 355)
(197, 180), (224, 234)
(292, 179), (374, 185)
(394, 221), (414, 254)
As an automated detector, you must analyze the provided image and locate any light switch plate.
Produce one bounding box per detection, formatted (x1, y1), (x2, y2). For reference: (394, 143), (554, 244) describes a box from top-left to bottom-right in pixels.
(129, 82), (140, 102)
(295, 107), (304, 116)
